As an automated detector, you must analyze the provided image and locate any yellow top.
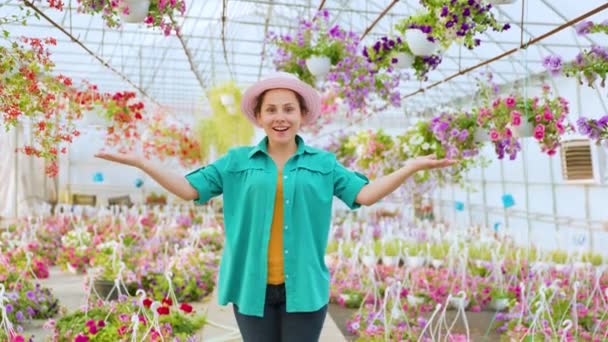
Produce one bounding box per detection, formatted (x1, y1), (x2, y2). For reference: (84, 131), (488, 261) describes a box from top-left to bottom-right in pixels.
(267, 171), (285, 285)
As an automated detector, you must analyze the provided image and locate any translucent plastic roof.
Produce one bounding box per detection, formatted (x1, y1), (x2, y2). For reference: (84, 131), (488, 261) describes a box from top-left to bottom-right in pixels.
(3, 0), (608, 118)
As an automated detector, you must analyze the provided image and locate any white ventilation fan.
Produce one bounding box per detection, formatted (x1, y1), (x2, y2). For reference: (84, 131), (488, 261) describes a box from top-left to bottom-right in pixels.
(560, 137), (607, 184)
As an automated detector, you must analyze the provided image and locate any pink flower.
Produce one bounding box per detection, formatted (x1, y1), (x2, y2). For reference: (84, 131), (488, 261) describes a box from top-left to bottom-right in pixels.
(117, 325), (128, 336)
(511, 111), (522, 126)
(89, 324), (98, 335)
(490, 129), (499, 141)
(556, 122), (565, 134)
(543, 110), (554, 121)
(492, 98), (501, 108)
(505, 128), (513, 138)
(504, 96), (516, 108)
(74, 334), (89, 342)
(470, 305), (481, 312)
(534, 128), (545, 140)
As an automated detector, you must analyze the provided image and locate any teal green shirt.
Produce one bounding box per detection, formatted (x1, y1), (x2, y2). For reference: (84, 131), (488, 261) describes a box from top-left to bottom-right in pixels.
(185, 135), (369, 317)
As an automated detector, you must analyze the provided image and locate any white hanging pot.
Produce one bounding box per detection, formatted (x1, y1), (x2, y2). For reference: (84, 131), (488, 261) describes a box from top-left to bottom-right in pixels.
(220, 93), (235, 107)
(405, 29), (437, 56)
(382, 256), (400, 267)
(474, 128), (491, 143)
(305, 55), (331, 77)
(393, 52), (414, 69)
(488, 0), (517, 4)
(515, 120), (534, 138)
(407, 294), (425, 306)
(361, 255), (376, 267)
(406, 256), (426, 268)
(82, 110), (107, 127)
(119, 0), (151, 23)
(448, 296), (469, 310)
(489, 298), (509, 311)
(431, 259), (443, 268)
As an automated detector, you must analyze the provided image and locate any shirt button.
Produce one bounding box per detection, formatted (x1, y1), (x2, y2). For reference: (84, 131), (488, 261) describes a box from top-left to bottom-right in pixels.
(284, 225), (288, 230)
(285, 200), (289, 205)
(285, 250), (288, 254)
(285, 275), (289, 279)
(284, 175), (288, 179)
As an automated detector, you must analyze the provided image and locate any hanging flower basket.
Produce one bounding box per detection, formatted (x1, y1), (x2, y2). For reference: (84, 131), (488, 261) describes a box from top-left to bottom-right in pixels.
(393, 52), (414, 69)
(118, 0), (151, 23)
(305, 55), (331, 77)
(405, 29), (437, 56)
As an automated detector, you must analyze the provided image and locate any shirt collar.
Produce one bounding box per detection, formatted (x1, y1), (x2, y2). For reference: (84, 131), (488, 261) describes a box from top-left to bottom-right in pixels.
(248, 135), (317, 158)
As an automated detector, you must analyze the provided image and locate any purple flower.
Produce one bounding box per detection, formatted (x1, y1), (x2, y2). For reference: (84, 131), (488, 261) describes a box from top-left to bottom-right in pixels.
(458, 129), (469, 142)
(574, 21), (593, 35)
(441, 6), (449, 17)
(542, 55), (562, 76)
(16, 311), (24, 321)
(445, 21), (454, 29)
(503, 23), (511, 30)
(463, 8), (471, 17)
(26, 290), (35, 300)
(5, 303), (13, 313)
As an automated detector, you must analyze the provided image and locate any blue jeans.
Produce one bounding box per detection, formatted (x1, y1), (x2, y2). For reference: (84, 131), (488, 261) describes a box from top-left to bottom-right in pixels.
(233, 284), (328, 342)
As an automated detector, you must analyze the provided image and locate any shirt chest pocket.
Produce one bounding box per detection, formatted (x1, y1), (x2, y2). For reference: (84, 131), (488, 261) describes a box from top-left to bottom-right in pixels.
(225, 161), (273, 199)
(293, 162), (334, 204)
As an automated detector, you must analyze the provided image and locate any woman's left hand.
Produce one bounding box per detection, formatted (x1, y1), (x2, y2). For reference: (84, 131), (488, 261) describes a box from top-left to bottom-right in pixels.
(407, 154), (458, 172)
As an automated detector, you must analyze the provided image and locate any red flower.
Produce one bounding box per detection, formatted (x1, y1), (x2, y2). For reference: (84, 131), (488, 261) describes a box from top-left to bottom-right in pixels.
(161, 298), (173, 306)
(179, 303), (193, 313)
(157, 306), (170, 315)
(143, 298), (152, 308)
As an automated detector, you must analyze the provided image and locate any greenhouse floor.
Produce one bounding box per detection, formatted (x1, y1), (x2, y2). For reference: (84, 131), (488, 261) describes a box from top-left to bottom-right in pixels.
(26, 267), (347, 341)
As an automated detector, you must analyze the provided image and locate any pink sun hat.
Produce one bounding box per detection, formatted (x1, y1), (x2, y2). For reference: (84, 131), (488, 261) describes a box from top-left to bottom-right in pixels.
(240, 72), (321, 128)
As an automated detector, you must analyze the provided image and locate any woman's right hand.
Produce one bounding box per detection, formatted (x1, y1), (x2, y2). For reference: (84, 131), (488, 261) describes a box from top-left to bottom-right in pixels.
(94, 151), (145, 168)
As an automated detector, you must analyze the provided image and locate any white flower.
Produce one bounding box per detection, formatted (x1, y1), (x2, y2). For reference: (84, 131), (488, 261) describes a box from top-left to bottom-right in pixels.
(421, 142), (430, 150)
(409, 134), (424, 146)
(356, 145), (366, 158)
(401, 143), (410, 154)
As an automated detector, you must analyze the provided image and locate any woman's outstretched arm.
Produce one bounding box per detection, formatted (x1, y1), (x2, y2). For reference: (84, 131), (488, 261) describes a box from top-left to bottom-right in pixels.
(95, 152), (199, 201)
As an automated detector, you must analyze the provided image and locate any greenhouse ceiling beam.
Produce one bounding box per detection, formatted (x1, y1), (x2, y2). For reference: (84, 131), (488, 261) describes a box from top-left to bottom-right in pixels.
(539, 0), (603, 47)
(20, 0), (161, 106)
(401, 2), (608, 101)
(360, 0), (399, 40)
(143, 1), (207, 91)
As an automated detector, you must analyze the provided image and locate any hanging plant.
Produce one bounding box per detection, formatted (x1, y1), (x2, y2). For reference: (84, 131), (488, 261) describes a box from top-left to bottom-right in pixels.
(266, 9), (355, 85)
(543, 46), (608, 88)
(195, 81), (254, 162)
(395, 0), (510, 51)
(0, 34), (97, 177)
(74, 0), (186, 35)
(98, 90), (145, 153)
(142, 111), (202, 168)
(577, 115), (608, 146)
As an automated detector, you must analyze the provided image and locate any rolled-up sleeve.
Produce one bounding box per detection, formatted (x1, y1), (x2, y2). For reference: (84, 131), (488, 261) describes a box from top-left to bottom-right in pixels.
(185, 152), (231, 205)
(333, 160), (369, 210)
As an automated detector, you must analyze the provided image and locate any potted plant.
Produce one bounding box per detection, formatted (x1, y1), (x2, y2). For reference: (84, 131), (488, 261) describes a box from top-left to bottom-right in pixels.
(266, 9), (353, 84)
(75, 0), (186, 35)
(396, 1), (510, 52)
(52, 294), (205, 340)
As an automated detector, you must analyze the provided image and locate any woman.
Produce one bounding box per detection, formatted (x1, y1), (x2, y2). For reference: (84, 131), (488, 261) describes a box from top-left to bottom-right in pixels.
(96, 72), (456, 342)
